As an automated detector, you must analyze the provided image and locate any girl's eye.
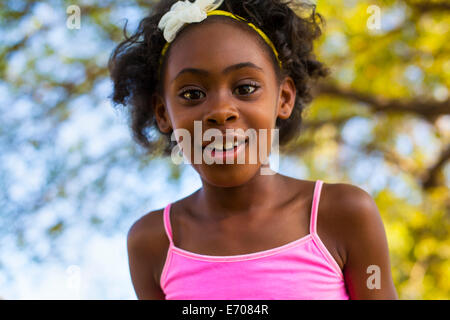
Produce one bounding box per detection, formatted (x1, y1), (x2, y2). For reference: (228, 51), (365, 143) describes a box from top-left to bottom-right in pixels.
(180, 89), (205, 100)
(179, 83), (260, 101)
(235, 83), (259, 96)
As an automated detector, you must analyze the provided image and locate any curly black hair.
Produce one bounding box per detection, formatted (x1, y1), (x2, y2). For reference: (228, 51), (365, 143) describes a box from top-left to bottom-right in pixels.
(109, 0), (329, 156)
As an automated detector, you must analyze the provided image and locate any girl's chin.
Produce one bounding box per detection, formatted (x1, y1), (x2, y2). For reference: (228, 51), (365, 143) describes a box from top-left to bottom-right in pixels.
(195, 163), (262, 187)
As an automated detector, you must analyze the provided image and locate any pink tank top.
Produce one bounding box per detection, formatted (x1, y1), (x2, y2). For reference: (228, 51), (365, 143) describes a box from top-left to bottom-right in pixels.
(160, 180), (349, 300)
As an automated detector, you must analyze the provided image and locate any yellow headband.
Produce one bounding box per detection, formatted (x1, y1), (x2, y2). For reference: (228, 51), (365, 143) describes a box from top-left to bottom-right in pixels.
(159, 10), (282, 69)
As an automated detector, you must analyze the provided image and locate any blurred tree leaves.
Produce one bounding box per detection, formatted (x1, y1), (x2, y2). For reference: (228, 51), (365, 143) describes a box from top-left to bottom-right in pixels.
(47, 221), (65, 237)
(0, 0), (448, 299)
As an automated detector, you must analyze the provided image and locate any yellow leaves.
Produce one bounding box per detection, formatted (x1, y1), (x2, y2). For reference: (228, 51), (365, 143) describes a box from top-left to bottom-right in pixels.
(415, 29), (448, 54)
(385, 221), (414, 255)
(409, 209), (427, 229)
(363, 64), (379, 80)
(437, 242), (450, 261)
(306, 95), (367, 122)
(313, 123), (337, 141)
(437, 260), (450, 286)
(318, 0), (449, 100)
(419, 15), (449, 35)
(414, 237), (438, 259)
(312, 124), (339, 160)
(374, 184), (450, 298)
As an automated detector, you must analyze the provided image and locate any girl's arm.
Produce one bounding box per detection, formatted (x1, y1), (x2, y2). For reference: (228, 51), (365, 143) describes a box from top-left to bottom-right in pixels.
(336, 184), (398, 299)
(127, 210), (166, 300)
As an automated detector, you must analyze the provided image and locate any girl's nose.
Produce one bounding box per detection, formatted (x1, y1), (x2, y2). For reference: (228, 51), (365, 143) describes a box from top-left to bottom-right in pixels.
(204, 103), (239, 125)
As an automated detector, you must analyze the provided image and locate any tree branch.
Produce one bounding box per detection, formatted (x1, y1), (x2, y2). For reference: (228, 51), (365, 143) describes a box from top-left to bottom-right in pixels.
(354, 139), (449, 190)
(406, 0), (450, 12)
(421, 144), (450, 189)
(313, 83), (450, 122)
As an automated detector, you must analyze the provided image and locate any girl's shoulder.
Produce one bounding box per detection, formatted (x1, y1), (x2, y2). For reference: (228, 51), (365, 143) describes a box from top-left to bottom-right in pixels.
(318, 181), (385, 265)
(127, 207), (169, 290)
(127, 195), (197, 284)
(128, 192), (197, 248)
(319, 181), (398, 298)
(127, 208), (165, 250)
(320, 181), (381, 228)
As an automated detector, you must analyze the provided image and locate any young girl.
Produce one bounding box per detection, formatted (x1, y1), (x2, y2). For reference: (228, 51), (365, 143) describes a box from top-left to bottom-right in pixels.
(109, 0), (398, 300)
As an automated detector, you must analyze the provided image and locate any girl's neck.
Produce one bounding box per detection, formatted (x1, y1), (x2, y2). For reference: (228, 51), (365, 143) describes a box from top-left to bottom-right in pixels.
(195, 165), (285, 222)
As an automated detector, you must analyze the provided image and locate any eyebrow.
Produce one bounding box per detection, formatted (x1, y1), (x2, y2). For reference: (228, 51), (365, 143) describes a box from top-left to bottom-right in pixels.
(172, 62), (264, 83)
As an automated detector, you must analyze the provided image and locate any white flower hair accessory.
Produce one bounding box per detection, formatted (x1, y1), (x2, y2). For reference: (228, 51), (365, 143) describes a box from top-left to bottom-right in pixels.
(158, 0), (224, 43)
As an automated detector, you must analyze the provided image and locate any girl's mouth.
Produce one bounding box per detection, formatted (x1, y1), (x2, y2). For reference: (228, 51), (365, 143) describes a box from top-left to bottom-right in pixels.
(202, 137), (249, 163)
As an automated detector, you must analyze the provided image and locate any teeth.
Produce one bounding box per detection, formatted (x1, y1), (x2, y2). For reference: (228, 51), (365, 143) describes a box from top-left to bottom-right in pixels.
(224, 141), (234, 150)
(214, 142), (223, 150)
(205, 137), (245, 151)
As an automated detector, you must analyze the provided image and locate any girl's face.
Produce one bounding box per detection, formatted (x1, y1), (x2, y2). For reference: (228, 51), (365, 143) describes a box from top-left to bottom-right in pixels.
(154, 20), (296, 187)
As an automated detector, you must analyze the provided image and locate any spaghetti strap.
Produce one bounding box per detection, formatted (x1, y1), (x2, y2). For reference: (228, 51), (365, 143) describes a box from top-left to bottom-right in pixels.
(309, 180), (323, 235)
(163, 203), (174, 245)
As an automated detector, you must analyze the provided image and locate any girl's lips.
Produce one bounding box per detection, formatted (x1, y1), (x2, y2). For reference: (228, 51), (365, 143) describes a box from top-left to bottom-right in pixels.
(204, 138), (248, 163)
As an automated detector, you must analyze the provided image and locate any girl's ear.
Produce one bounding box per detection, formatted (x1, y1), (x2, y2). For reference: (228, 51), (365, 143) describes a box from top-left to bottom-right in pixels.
(277, 76), (296, 120)
(152, 93), (172, 133)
